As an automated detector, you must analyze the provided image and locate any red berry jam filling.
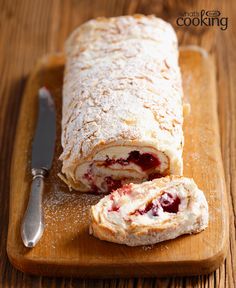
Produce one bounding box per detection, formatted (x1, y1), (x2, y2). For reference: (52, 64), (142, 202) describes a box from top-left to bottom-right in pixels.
(104, 157), (128, 167)
(84, 171), (93, 181)
(132, 201), (160, 216)
(104, 150), (160, 171)
(83, 171), (99, 193)
(127, 151), (160, 171)
(158, 192), (180, 213)
(132, 192), (180, 216)
(148, 172), (163, 180)
(108, 202), (120, 212)
(141, 201), (160, 216)
(104, 176), (122, 191)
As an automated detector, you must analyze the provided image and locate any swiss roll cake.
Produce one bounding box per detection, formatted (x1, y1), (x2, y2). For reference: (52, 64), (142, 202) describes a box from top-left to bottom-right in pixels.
(60, 15), (184, 193)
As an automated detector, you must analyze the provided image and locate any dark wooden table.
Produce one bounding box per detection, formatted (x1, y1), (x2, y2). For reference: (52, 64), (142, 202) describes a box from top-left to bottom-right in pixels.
(0, 0), (235, 287)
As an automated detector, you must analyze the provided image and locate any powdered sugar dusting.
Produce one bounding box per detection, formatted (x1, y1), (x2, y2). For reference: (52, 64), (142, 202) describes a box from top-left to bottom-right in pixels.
(43, 184), (102, 246)
(142, 245), (154, 251)
(60, 15), (184, 190)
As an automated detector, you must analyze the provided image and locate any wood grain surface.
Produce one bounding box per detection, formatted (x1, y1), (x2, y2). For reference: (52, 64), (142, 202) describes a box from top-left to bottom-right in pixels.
(7, 49), (228, 278)
(0, 0), (235, 287)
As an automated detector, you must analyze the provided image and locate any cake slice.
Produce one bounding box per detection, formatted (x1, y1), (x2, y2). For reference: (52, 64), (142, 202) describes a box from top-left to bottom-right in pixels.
(90, 176), (208, 246)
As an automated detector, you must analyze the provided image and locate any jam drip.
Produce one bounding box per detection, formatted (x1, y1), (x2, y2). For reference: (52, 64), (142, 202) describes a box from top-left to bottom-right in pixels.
(104, 150), (160, 171)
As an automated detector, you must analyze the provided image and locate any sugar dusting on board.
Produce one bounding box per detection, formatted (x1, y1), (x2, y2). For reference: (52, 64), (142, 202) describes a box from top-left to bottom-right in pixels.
(43, 183), (102, 247)
(142, 245), (154, 251)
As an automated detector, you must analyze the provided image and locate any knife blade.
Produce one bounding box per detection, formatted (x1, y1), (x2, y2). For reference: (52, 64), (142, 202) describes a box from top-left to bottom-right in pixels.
(21, 87), (56, 248)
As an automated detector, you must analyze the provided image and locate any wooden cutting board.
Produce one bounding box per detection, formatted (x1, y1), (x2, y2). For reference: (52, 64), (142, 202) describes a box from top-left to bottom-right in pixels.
(7, 48), (229, 278)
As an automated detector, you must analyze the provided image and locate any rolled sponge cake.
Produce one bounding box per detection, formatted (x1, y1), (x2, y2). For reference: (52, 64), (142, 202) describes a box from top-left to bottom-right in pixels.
(60, 15), (184, 193)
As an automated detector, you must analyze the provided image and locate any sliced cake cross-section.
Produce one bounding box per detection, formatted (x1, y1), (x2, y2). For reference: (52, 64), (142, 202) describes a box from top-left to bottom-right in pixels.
(90, 176), (208, 246)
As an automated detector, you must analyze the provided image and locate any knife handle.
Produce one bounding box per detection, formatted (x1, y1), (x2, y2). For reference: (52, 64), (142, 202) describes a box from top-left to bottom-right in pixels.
(21, 168), (47, 248)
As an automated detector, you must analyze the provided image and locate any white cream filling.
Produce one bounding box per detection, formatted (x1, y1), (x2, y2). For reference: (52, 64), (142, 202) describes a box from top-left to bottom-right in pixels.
(96, 180), (207, 230)
(75, 147), (169, 191)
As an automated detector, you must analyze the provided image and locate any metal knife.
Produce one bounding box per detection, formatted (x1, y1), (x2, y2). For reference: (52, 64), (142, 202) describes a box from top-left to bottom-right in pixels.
(21, 87), (56, 248)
